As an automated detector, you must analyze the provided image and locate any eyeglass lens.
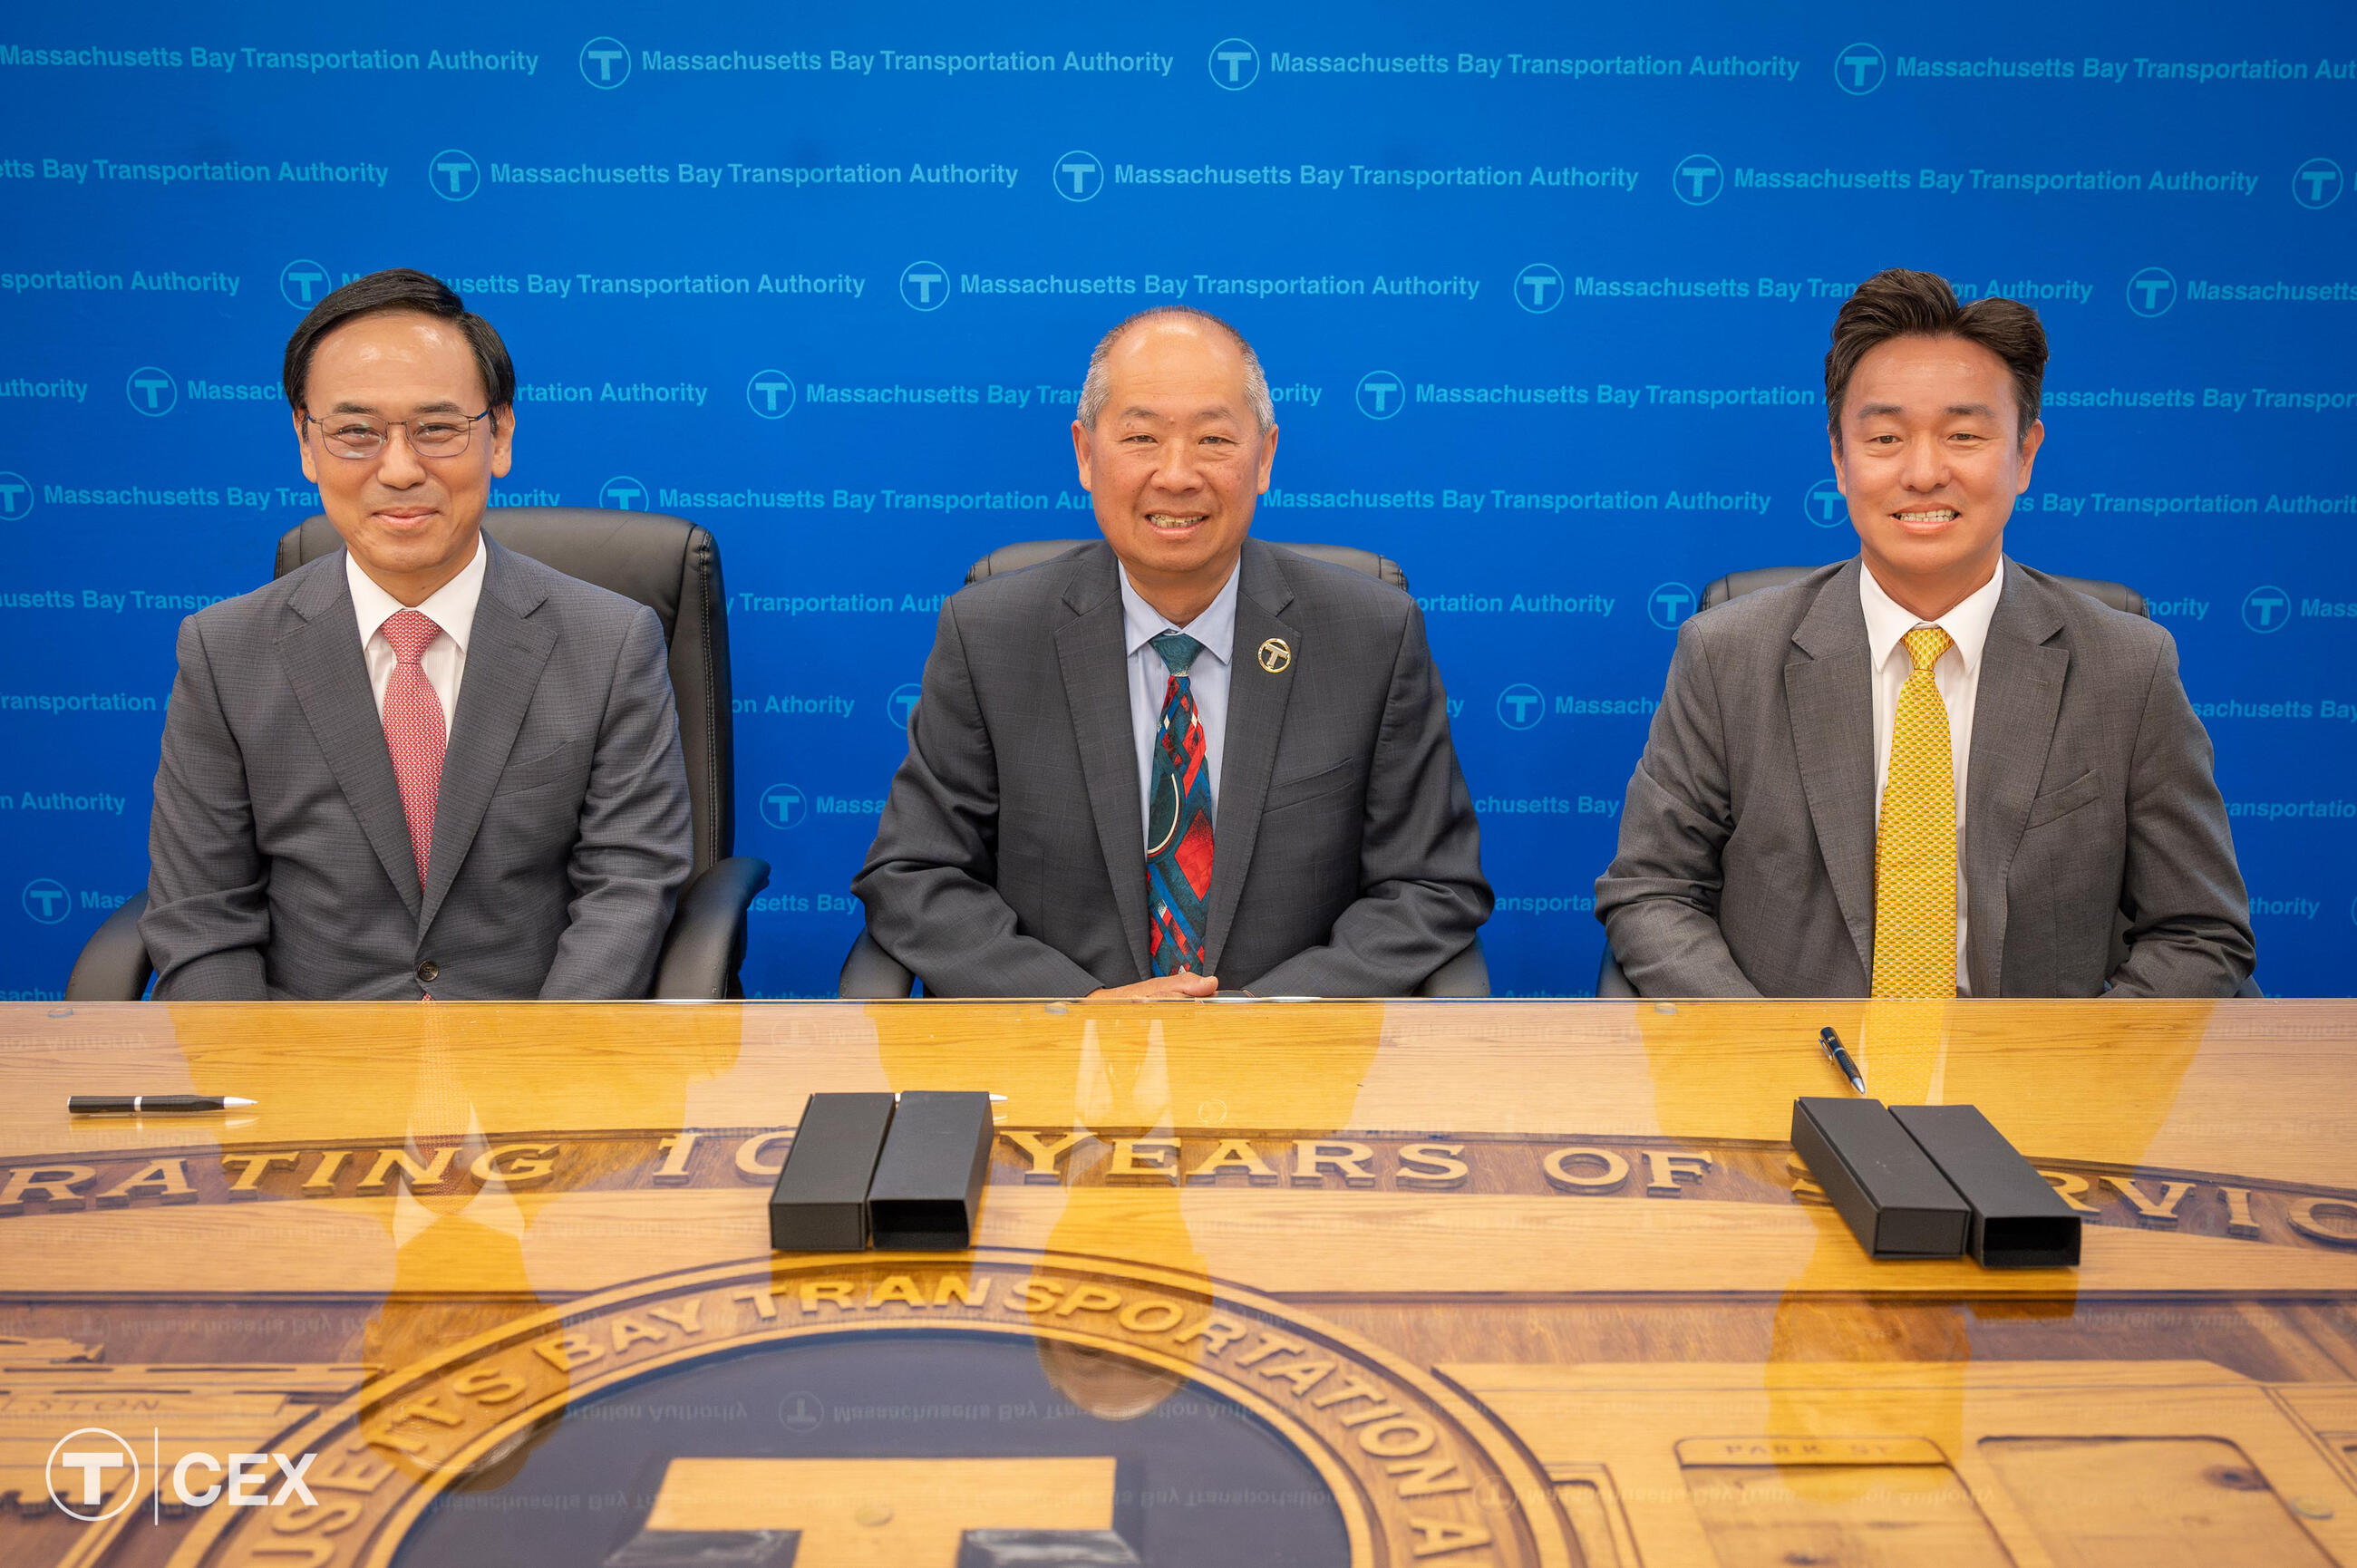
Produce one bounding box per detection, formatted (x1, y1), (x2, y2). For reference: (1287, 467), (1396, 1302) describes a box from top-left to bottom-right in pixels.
(314, 413), (481, 459)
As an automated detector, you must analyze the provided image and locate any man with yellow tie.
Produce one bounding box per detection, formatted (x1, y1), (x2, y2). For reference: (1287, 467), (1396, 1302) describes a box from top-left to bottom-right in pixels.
(1596, 267), (2254, 999)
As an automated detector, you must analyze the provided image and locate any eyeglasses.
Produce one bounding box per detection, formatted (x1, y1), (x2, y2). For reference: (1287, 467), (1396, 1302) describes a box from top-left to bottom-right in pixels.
(302, 409), (493, 460)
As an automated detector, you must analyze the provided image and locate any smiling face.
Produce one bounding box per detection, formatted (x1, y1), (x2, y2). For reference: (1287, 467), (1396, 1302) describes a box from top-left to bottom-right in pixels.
(294, 311), (513, 606)
(1830, 333), (2043, 620)
(1072, 317), (1277, 624)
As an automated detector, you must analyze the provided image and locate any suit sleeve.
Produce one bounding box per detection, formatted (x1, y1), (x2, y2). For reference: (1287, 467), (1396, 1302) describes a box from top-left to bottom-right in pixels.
(851, 598), (1105, 997)
(1233, 601), (1493, 997)
(141, 615), (271, 1000)
(539, 605), (694, 1000)
(1593, 616), (1763, 998)
(2105, 631), (2255, 997)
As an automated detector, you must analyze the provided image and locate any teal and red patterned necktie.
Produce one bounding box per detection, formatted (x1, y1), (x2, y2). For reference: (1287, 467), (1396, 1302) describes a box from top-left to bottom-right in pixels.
(1146, 632), (1214, 976)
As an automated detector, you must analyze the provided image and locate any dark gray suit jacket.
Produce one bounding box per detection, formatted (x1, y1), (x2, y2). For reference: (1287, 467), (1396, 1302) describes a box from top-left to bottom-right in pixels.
(141, 537), (694, 1000)
(1596, 558), (2254, 998)
(853, 538), (1491, 996)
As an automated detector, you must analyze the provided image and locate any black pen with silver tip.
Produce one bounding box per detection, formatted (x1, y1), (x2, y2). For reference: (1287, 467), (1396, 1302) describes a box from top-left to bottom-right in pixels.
(68, 1094), (257, 1115)
(1818, 1027), (1867, 1095)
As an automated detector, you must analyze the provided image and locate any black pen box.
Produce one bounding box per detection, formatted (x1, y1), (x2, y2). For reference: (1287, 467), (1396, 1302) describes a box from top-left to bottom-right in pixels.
(768, 1092), (896, 1253)
(1892, 1104), (2082, 1269)
(1791, 1097), (1971, 1259)
(867, 1090), (995, 1250)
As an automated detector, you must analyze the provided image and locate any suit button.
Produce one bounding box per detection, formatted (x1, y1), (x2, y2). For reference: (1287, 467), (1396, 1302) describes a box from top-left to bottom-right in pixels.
(416, 960), (439, 983)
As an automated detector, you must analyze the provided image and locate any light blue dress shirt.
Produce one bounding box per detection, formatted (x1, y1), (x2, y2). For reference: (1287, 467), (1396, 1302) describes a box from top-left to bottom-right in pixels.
(1119, 564), (1238, 848)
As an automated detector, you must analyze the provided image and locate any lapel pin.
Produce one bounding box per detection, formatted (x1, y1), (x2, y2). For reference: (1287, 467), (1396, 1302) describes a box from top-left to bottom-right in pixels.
(1257, 637), (1292, 673)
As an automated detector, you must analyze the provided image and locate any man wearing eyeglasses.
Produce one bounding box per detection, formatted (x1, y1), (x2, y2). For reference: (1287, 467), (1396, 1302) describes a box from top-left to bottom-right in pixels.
(139, 268), (693, 999)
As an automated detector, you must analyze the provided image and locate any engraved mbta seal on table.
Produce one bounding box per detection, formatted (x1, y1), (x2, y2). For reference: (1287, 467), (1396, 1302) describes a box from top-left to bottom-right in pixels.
(180, 1252), (1568, 1567)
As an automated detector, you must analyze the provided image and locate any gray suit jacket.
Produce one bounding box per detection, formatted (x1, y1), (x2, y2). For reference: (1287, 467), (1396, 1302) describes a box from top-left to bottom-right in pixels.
(853, 538), (1491, 996)
(141, 537), (694, 1000)
(1596, 557), (2254, 998)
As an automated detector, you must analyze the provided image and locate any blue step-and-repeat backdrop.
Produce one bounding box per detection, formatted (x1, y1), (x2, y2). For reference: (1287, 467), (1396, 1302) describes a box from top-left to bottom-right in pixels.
(2, 3), (2352, 998)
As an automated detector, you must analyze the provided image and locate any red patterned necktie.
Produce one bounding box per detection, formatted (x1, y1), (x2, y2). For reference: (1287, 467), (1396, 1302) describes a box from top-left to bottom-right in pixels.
(1147, 632), (1213, 975)
(379, 608), (446, 891)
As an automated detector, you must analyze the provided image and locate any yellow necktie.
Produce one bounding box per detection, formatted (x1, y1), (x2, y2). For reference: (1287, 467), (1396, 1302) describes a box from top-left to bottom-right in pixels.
(1871, 625), (1957, 999)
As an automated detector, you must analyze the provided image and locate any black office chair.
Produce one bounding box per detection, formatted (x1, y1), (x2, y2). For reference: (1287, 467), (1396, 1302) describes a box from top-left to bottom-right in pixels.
(839, 539), (1489, 999)
(1698, 566), (2148, 618)
(1598, 564), (2263, 999)
(964, 538), (1409, 593)
(67, 508), (769, 1001)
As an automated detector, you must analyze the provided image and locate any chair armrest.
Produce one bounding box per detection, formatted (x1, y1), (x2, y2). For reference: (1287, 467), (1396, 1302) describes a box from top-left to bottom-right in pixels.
(67, 892), (153, 1002)
(1416, 935), (1490, 998)
(839, 930), (917, 999)
(1595, 943), (1639, 1000)
(652, 857), (769, 1000)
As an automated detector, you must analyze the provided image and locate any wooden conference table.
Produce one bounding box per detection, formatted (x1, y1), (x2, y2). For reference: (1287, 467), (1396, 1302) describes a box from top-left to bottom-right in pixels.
(1, 998), (2353, 1567)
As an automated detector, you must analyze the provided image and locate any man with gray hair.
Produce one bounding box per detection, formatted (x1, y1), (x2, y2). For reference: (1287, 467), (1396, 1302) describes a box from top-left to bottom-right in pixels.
(854, 307), (1491, 996)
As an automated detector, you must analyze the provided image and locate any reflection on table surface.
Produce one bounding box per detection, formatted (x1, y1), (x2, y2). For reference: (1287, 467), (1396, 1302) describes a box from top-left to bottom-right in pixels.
(1, 998), (2352, 1567)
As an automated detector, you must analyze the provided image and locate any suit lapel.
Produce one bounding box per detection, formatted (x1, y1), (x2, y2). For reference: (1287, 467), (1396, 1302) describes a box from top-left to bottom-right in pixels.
(420, 540), (558, 934)
(1963, 563), (2070, 997)
(1052, 547), (1153, 981)
(278, 556), (422, 921)
(1784, 559), (1877, 980)
(1203, 542), (1296, 973)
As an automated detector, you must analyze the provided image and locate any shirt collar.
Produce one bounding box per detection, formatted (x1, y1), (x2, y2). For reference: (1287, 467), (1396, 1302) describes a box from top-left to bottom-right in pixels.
(1858, 556), (2004, 678)
(346, 533), (487, 653)
(1119, 561), (1239, 666)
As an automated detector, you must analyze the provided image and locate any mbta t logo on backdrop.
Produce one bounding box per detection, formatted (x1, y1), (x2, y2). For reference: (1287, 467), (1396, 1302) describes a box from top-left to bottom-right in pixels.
(279, 259), (332, 309)
(2242, 586), (2292, 634)
(1834, 42), (1885, 93)
(125, 367), (177, 416)
(23, 878), (71, 924)
(1208, 37), (1258, 89)
(427, 149), (480, 201)
(2126, 266), (2177, 318)
(1354, 371), (1405, 420)
(1804, 479), (1847, 528)
(1497, 683), (1546, 731)
(580, 36), (630, 88)
(1672, 154), (1723, 207)
(1649, 582), (1697, 630)
(1052, 150), (1104, 201)
(600, 476), (650, 510)
(745, 371), (797, 419)
(0, 469), (34, 522)
(2293, 157), (2343, 209)
(899, 261), (950, 311)
(46, 1426), (317, 1521)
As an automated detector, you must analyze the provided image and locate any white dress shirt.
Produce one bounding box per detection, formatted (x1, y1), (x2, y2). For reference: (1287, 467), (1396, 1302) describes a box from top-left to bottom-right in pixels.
(346, 536), (487, 734)
(1120, 564), (1238, 847)
(1859, 558), (2004, 994)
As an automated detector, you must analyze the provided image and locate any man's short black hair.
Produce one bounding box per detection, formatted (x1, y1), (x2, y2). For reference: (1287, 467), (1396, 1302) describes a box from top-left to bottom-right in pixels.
(282, 267), (516, 411)
(1825, 267), (2046, 449)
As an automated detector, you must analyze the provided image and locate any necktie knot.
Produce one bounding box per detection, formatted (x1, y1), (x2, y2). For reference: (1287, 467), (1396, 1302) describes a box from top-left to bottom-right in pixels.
(1902, 625), (1953, 674)
(1150, 631), (1203, 675)
(383, 608), (441, 667)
